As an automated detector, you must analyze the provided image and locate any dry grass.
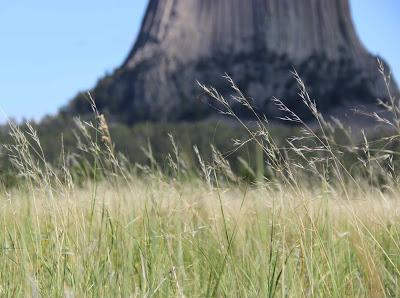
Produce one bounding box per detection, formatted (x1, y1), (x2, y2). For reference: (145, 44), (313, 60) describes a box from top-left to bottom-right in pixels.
(1, 65), (400, 296)
(1, 178), (400, 296)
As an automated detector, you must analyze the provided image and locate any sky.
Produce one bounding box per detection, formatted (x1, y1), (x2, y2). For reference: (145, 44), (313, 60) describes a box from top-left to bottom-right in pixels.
(0, 1), (399, 123)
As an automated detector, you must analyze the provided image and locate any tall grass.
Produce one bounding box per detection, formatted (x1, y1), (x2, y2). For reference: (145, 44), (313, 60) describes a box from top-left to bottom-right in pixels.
(1, 64), (400, 296)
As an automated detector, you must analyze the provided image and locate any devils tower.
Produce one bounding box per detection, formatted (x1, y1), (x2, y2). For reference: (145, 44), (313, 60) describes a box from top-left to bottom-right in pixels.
(65, 0), (398, 123)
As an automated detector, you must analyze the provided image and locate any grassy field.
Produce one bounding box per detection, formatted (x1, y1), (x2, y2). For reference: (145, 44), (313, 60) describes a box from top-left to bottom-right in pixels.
(1, 175), (400, 297)
(1, 72), (400, 297)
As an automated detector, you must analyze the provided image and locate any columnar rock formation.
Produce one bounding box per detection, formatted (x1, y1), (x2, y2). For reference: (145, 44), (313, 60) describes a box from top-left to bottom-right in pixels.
(65, 0), (398, 123)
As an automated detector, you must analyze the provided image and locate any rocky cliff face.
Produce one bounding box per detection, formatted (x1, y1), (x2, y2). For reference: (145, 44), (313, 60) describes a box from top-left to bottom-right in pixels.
(65, 0), (398, 123)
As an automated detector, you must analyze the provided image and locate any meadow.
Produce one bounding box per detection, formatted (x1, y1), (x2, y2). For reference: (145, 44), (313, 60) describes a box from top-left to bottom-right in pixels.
(1, 68), (400, 297)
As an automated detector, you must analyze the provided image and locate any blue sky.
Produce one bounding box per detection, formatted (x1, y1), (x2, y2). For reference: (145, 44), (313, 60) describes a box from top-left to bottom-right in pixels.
(0, 1), (399, 123)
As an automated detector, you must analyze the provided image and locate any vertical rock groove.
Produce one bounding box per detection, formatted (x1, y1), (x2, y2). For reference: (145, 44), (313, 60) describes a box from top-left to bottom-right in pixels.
(125, 0), (369, 66)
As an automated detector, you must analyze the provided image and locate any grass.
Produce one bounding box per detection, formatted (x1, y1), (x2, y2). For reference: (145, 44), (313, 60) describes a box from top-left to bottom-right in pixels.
(2, 177), (400, 297)
(1, 64), (400, 296)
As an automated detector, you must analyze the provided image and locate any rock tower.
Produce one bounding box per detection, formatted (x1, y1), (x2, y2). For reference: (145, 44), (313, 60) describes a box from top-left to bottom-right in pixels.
(65, 0), (398, 123)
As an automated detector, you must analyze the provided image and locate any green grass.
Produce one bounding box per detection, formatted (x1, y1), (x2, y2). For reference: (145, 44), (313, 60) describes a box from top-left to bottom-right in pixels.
(1, 69), (400, 296)
(1, 178), (400, 296)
